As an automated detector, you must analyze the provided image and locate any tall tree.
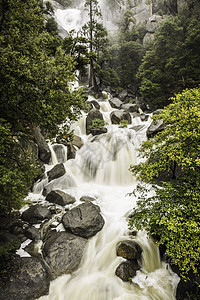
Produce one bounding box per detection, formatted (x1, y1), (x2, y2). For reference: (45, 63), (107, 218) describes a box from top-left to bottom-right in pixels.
(83, 0), (108, 91)
(129, 87), (200, 281)
(0, 0), (85, 212)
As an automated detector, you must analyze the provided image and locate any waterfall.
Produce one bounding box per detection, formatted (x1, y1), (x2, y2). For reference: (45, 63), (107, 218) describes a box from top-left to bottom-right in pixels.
(35, 96), (179, 300)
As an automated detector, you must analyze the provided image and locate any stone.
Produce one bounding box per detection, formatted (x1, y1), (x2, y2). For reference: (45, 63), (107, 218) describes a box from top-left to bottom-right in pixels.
(130, 125), (145, 132)
(0, 257), (50, 300)
(86, 108), (104, 135)
(43, 173), (76, 196)
(121, 103), (139, 113)
(67, 143), (76, 160)
(24, 226), (40, 240)
(110, 110), (132, 125)
(62, 202), (105, 238)
(90, 127), (107, 136)
(43, 231), (87, 279)
(33, 126), (51, 163)
(24, 241), (42, 257)
(140, 113), (149, 121)
(147, 119), (165, 138)
(115, 260), (140, 282)
(102, 91), (109, 99)
(21, 205), (52, 224)
(116, 240), (142, 260)
(47, 163), (66, 182)
(89, 100), (100, 110)
(79, 196), (96, 202)
(118, 90), (128, 102)
(72, 135), (83, 149)
(46, 190), (76, 206)
(109, 98), (123, 109)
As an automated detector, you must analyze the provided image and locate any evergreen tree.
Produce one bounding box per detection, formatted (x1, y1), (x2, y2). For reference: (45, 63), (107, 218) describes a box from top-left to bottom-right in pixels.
(82, 0), (108, 91)
(0, 0), (85, 212)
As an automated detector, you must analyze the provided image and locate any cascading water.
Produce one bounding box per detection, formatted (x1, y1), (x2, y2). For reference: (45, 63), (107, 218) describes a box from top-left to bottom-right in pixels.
(32, 96), (180, 300)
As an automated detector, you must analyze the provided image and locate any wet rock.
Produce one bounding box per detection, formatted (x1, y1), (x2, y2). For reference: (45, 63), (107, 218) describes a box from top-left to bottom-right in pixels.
(130, 125), (145, 132)
(147, 119), (165, 139)
(115, 260), (140, 282)
(118, 90), (128, 102)
(71, 135), (83, 149)
(116, 240), (142, 260)
(47, 163), (66, 182)
(110, 110), (131, 125)
(109, 98), (123, 109)
(46, 190), (76, 206)
(121, 103), (139, 113)
(89, 99), (100, 110)
(79, 196), (96, 202)
(24, 241), (42, 258)
(90, 127), (107, 136)
(0, 257), (50, 299)
(102, 91), (109, 99)
(43, 231), (87, 279)
(33, 126), (51, 163)
(67, 143), (76, 160)
(21, 205), (52, 224)
(140, 113), (149, 122)
(43, 173), (76, 196)
(86, 108), (104, 135)
(24, 226), (40, 241)
(62, 202), (105, 238)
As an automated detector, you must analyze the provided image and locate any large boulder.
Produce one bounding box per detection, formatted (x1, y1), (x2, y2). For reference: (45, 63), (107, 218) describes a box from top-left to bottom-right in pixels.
(116, 240), (142, 260)
(47, 163), (66, 182)
(43, 231), (87, 279)
(115, 260), (140, 282)
(90, 127), (107, 136)
(0, 257), (50, 300)
(24, 226), (40, 241)
(33, 127), (51, 163)
(121, 103), (139, 113)
(86, 108), (104, 135)
(21, 205), (52, 224)
(62, 202), (105, 238)
(146, 119), (165, 138)
(109, 98), (123, 109)
(110, 110), (132, 125)
(46, 190), (76, 206)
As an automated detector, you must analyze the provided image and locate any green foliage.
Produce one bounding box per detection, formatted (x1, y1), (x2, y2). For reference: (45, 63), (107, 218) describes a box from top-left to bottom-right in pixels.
(130, 87), (200, 181)
(0, 119), (41, 212)
(129, 179), (200, 279)
(137, 4), (200, 109)
(90, 118), (106, 129)
(82, 0), (108, 89)
(120, 119), (128, 127)
(45, 17), (58, 35)
(0, 0), (86, 212)
(129, 87), (200, 279)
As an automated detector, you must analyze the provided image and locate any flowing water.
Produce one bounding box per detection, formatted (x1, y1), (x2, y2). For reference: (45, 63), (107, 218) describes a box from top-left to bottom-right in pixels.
(27, 96), (180, 300)
(31, 5), (180, 299)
